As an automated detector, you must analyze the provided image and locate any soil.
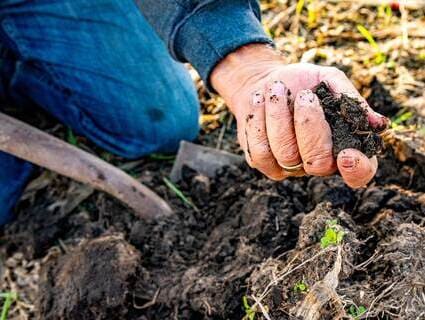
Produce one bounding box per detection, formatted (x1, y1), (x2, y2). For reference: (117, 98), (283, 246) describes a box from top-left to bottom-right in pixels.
(0, 67), (424, 320)
(314, 81), (385, 158)
(1, 127), (424, 320)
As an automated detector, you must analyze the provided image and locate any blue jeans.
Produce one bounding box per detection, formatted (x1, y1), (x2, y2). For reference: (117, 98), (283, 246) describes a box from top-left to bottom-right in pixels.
(0, 0), (200, 225)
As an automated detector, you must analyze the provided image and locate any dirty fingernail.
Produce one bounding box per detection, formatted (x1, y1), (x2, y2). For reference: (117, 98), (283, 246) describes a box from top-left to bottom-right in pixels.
(297, 89), (316, 106)
(252, 91), (265, 106)
(270, 81), (286, 98)
(340, 156), (356, 169)
(369, 111), (390, 131)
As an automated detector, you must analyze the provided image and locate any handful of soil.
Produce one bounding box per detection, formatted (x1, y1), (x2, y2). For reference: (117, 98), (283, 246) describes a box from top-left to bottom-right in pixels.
(314, 82), (384, 158)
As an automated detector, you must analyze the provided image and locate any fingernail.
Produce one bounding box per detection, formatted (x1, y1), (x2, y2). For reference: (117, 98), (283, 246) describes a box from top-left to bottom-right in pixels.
(252, 91), (265, 107)
(270, 81), (286, 98)
(340, 156), (356, 169)
(297, 89), (316, 106)
(368, 111), (390, 131)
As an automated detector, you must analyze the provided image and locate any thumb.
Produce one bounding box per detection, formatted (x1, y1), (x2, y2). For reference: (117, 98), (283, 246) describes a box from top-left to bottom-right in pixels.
(337, 148), (378, 188)
(367, 109), (390, 132)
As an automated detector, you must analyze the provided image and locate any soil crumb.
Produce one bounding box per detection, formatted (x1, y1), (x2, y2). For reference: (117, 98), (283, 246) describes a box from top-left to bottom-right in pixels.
(38, 234), (140, 320)
(314, 81), (384, 157)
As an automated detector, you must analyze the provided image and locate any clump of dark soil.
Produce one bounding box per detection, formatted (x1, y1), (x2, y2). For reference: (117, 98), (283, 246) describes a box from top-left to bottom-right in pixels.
(314, 81), (385, 157)
(38, 234), (140, 320)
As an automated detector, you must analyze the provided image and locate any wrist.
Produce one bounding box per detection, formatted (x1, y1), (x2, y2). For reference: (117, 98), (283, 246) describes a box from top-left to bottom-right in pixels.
(211, 43), (282, 100)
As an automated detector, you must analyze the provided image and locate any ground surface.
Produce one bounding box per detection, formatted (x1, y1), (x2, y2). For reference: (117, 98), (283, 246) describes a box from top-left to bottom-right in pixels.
(1, 0), (425, 319)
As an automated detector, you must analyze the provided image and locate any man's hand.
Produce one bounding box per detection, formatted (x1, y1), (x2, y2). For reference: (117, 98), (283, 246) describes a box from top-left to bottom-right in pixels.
(211, 44), (389, 188)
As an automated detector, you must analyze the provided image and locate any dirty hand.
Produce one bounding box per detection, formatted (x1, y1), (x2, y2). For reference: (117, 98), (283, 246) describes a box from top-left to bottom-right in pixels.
(211, 44), (389, 188)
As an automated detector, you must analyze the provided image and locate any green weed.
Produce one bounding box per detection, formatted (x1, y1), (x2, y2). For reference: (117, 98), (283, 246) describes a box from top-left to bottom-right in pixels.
(357, 24), (386, 65)
(149, 153), (176, 161)
(320, 219), (345, 249)
(242, 296), (257, 320)
(378, 4), (392, 25)
(391, 110), (413, 128)
(293, 280), (309, 293)
(162, 177), (199, 212)
(347, 305), (367, 319)
(66, 127), (78, 146)
(0, 292), (18, 320)
(307, 0), (317, 28)
(296, 0), (305, 15)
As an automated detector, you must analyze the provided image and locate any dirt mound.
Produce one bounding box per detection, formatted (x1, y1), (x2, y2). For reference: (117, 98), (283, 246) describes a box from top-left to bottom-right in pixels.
(247, 201), (425, 319)
(38, 234), (140, 320)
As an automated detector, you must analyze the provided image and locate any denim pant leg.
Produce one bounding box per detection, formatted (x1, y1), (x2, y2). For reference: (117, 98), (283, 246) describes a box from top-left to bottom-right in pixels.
(0, 153), (33, 225)
(0, 0), (200, 225)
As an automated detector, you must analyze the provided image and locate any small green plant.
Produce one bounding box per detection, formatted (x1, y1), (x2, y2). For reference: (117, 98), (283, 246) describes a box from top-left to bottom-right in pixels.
(163, 177), (199, 212)
(295, 0), (317, 28)
(149, 153), (176, 161)
(347, 305), (367, 319)
(66, 127), (78, 146)
(320, 219), (345, 249)
(378, 4), (392, 25)
(307, 0), (317, 29)
(242, 296), (257, 320)
(357, 24), (386, 65)
(293, 280), (309, 293)
(0, 292), (18, 320)
(296, 0), (305, 15)
(391, 110), (413, 129)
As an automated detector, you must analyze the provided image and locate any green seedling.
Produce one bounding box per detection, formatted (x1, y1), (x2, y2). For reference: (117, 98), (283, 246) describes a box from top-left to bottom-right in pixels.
(307, 0), (317, 28)
(293, 280), (309, 293)
(347, 305), (367, 319)
(295, 0), (317, 28)
(391, 111), (413, 128)
(357, 24), (386, 65)
(0, 292), (18, 320)
(296, 0), (305, 15)
(163, 177), (199, 212)
(242, 296), (257, 320)
(320, 219), (345, 249)
(378, 4), (392, 25)
(66, 127), (78, 146)
(149, 153), (176, 161)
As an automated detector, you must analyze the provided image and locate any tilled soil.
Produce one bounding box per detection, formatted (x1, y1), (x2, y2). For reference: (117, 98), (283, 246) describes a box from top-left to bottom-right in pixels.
(1, 141), (424, 319)
(0, 87), (424, 319)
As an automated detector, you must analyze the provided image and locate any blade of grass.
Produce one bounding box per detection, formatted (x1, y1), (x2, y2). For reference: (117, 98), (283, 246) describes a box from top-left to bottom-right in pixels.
(66, 127), (78, 146)
(357, 24), (385, 64)
(391, 111), (413, 128)
(0, 292), (18, 320)
(296, 0), (305, 15)
(162, 177), (199, 212)
(149, 153), (176, 161)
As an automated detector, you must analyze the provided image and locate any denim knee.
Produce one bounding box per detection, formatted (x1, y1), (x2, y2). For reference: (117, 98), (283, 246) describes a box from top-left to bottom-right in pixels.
(95, 75), (200, 159)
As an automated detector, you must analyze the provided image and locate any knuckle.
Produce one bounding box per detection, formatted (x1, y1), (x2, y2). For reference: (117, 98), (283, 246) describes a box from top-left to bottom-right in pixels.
(303, 150), (336, 175)
(251, 142), (273, 164)
(274, 140), (300, 164)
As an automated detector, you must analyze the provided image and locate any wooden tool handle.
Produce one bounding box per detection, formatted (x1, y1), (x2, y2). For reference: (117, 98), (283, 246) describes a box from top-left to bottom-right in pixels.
(0, 112), (172, 219)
